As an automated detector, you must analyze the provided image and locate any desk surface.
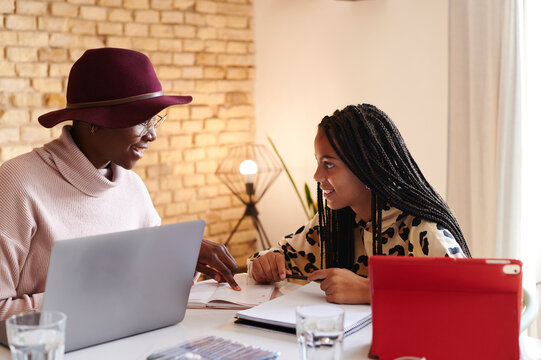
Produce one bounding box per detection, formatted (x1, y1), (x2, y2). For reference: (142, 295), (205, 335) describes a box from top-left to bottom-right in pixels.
(0, 283), (373, 360)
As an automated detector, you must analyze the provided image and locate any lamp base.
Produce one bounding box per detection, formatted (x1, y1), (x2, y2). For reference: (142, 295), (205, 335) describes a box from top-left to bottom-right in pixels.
(224, 203), (271, 250)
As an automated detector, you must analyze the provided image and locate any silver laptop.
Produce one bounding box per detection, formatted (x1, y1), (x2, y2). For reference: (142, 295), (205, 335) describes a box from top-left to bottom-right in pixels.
(0, 220), (204, 352)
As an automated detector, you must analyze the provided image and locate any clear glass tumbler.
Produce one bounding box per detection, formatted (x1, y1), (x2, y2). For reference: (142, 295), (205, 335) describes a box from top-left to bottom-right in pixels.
(296, 304), (345, 360)
(6, 311), (66, 360)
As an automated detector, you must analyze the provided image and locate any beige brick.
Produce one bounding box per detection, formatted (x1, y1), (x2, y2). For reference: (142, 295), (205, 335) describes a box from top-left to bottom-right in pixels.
(157, 65), (182, 79)
(49, 63), (72, 77)
(0, 145), (33, 162)
(217, 3), (251, 16)
(187, 199), (209, 213)
(203, 66), (225, 79)
(82, 35), (105, 48)
(208, 221), (230, 236)
(38, 48), (68, 62)
(173, 0), (194, 10)
(0, 78), (29, 92)
(170, 53), (193, 66)
(197, 27), (216, 40)
(20, 125), (50, 142)
(45, 94), (66, 108)
(193, 93), (224, 105)
(161, 10), (183, 23)
(159, 150), (183, 164)
(124, 0), (149, 9)
(218, 131), (251, 144)
(15, 63), (47, 77)
(17, 31), (48, 46)
(16, 1), (47, 15)
(218, 28), (251, 41)
(167, 104), (191, 120)
(172, 79), (196, 92)
(218, 105), (252, 118)
(183, 172), (206, 187)
(32, 78), (63, 93)
(108, 8), (132, 22)
(226, 67), (248, 80)
(204, 119), (225, 131)
(172, 162), (195, 176)
(150, 24), (174, 37)
(135, 151), (158, 167)
(183, 147), (205, 161)
(134, 10), (159, 23)
(5, 15), (35, 30)
(49, 33), (80, 48)
(204, 40), (226, 53)
(227, 15), (248, 28)
(217, 80), (251, 92)
(51, 2), (79, 17)
(97, 22), (122, 35)
(6, 46), (37, 62)
(151, 0), (173, 9)
(146, 164), (171, 177)
(206, 14), (226, 28)
(38, 17), (68, 32)
(172, 24), (195, 38)
(227, 118), (252, 131)
(80, 6), (107, 20)
(0, 31), (17, 45)
(132, 37), (158, 51)
(0, 109), (30, 125)
(194, 133), (217, 147)
(185, 12), (205, 26)
(149, 52), (172, 65)
(194, 53), (215, 66)
(195, 0), (216, 14)
(226, 41), (247, 54)
(170, 134), (192, 147)
(99, 0), (122, 5)
(194, 80), (217, 92)
(189, 105), (212, 119)
(11, 92), (42, 107)
(68, 19), (96, 35)
(67, 0), (95, 4)
(225, 91), (248, 105)
(182, 66), (203, 79)
(0, 127), (20, 144)
(152, 190), (172, 205)
(0, 0), (14, 13)
(164, 202), (188, 217)
(125, 23), (148, 36)
(205, 172), (220, 185)
(209, 196), (230, 210)
(157, 38), (181, 52)
(183, 39), (204, 52)
(0, 60), (15, 76)
(160, 176), (184, 190)
(197, 185), (218, 198)
(106, 36), (133, 48)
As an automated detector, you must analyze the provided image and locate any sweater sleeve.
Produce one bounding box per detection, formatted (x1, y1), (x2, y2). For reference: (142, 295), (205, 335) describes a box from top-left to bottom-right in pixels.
(252, 214), (322, 276)
(408, 219), (466, 258)
(0, 160), (43, 320)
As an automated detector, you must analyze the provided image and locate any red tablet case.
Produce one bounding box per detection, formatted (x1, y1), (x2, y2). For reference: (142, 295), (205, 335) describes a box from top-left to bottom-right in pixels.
(369, 256), (522, 360)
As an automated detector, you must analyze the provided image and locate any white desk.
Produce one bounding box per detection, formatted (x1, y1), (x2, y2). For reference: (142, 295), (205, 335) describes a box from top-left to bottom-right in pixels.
(0, 283), (373, 360)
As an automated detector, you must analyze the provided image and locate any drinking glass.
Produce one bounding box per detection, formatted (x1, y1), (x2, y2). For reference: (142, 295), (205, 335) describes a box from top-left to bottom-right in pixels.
(6, 311), (66, 360)
(296, 304), (345, 360)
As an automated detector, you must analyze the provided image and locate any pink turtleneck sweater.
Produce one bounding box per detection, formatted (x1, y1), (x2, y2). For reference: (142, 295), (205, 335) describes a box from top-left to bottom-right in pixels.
(0, 126), (161, 320)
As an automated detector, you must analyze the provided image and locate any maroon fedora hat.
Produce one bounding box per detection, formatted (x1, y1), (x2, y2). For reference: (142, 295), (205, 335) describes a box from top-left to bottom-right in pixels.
(38, 47), (192, 129)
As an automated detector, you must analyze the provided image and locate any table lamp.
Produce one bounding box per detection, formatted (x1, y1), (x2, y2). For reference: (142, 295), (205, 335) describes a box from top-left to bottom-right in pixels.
(215, 144), (282, 249)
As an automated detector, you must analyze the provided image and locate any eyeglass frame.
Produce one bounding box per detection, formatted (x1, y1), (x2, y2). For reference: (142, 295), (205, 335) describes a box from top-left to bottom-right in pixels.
(138, 113), (167, 137)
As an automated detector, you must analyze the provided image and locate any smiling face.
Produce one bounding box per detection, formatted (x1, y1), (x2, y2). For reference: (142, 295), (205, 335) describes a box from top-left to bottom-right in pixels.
(313, 127), (372, 218)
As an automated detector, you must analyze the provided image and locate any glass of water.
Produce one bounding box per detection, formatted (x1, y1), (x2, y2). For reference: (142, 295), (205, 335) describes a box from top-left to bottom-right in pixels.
(296, 304), (345, 360)
(6, 311), (66, 360)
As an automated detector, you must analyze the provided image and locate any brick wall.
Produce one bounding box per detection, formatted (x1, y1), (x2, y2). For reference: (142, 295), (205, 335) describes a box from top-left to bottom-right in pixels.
(0, 0), (258, 267)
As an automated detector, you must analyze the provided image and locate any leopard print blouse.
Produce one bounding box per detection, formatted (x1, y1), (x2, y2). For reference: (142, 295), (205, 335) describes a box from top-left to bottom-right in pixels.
(253, 206), (465, 278)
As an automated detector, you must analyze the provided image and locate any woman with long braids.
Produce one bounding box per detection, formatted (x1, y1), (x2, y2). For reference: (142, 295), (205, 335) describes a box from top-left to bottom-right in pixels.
(250, 103), (471, 304)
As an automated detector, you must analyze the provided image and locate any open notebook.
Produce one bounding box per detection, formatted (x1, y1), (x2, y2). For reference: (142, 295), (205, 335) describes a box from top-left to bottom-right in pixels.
(235, 282), (372, 335)
(188, 273), (276, 309)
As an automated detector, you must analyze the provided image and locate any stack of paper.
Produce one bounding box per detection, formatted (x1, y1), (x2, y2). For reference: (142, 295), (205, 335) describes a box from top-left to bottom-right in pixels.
(235, 282), (372, 336)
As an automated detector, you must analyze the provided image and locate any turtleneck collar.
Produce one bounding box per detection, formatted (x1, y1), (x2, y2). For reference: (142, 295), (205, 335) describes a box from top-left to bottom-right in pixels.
(34, 125), (124, 197)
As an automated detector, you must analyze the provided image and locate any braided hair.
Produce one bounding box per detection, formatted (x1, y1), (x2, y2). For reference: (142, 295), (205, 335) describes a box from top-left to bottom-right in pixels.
(317, 104), (471, 270)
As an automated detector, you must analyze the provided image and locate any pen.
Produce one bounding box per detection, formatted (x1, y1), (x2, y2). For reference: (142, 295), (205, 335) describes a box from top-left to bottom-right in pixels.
(286, 273), (309, 281)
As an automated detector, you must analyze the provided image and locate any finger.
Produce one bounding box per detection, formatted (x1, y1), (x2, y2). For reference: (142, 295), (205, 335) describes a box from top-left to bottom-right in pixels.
(208, 254), (240, 290)
(259, 254), (277, 282)
(252, 258), (269, 283)
(307, 269), (328, 282)
(275, 254), (287, 280)
(268, 255), (283, 282)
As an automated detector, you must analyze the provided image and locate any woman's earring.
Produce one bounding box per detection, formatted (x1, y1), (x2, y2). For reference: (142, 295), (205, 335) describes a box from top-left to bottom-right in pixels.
(90, 125), (96, 135)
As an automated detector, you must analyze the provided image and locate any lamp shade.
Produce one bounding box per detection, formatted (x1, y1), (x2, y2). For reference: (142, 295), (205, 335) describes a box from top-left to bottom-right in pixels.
(215, 144), (282, 205)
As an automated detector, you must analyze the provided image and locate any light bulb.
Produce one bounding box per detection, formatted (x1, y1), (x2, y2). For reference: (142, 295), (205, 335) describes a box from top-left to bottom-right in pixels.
(239, 160), (258, 184)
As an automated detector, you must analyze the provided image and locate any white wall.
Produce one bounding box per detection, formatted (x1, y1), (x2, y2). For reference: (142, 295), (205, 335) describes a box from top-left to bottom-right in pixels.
(253, 0), (449, 247)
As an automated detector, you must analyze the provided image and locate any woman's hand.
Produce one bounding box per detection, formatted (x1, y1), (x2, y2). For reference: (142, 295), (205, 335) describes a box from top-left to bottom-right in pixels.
(197, 238), (240, 290)
(251, 252), (289, 283)
(308, 268), (371, 304)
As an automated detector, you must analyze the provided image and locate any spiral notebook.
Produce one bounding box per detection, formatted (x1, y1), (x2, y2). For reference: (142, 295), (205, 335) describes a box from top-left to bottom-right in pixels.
(235, 282), (372, 335)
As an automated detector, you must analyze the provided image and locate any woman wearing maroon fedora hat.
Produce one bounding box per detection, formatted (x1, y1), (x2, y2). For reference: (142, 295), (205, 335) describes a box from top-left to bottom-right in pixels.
(0, 48), (239, 321)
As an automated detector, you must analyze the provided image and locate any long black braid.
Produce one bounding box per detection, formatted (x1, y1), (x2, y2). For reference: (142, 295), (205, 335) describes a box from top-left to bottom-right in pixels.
(318, 104), (471, 270)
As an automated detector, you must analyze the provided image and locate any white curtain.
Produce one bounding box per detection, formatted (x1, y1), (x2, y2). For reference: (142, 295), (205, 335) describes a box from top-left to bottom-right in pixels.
(447, 0), (522, 259)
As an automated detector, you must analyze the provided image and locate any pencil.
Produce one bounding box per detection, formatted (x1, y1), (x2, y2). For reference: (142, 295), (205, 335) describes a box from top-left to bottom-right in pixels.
(286, 273), (308, 281)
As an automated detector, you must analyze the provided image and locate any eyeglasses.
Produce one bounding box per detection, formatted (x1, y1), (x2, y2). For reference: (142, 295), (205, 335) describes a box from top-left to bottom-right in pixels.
(139, 113), (167, 137)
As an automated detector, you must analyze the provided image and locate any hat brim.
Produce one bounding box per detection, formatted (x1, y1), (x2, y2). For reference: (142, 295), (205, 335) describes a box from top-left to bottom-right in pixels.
(38, 95), (192, 129)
